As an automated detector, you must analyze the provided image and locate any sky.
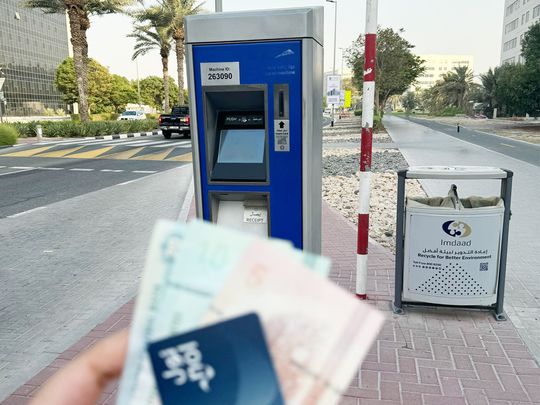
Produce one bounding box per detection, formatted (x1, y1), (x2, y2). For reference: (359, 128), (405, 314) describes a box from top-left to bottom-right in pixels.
(87, 0), (505, 84)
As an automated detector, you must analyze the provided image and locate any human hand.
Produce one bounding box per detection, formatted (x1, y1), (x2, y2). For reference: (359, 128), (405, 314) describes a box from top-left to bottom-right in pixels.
(30, 329), (128, 405)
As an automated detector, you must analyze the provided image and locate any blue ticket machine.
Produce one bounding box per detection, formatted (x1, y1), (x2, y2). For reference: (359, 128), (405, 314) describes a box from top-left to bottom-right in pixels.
(185, 7), (323, 252)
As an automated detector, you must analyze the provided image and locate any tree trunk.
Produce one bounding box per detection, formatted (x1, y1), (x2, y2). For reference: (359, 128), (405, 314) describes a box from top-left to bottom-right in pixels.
(67, 6), (90, 122)
(175, 35), (185, 105)
(162, 55), (170, 113)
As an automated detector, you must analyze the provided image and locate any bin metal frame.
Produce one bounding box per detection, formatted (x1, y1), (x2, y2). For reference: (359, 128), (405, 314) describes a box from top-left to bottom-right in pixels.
(392, 166), (513, 321)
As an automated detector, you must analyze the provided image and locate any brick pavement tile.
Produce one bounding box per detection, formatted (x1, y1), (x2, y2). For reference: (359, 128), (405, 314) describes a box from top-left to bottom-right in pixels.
(419, 367), (439, 385)
(338, 396), (359, 405)
(400, 382), (441, 395)
(343, 387), (378, 399)
(523, 383), (540, 401)
(1, 396), (29, 405)
(397, 356), (417, 374)
(451, 353), (475, 370)
(401, 391), (423, 405)
(473, 362), (498, 380)
(10, 384), (37, 397)
(380, 381), (400, 401)
(517, 374), (540, 385)
(463, 388), (490, 405)
(359, 370), (379, 390)
(498, 373), (527, 393)
(461, 378), (503, 390)
(380, 371), (418, 383)
(422, 394), (467, 405)
(485, 387), (531, 402)
(440, 376), (463, 397)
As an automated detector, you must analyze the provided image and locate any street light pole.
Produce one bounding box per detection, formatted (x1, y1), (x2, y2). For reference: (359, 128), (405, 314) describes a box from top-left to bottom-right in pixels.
(215, 0), (222, 12)
(327, 0), (338, 126)
(136, 57), (141, 109)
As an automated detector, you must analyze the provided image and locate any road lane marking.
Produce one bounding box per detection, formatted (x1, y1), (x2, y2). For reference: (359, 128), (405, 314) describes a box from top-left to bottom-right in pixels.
(37, 146), (85, 158)
(101, 147), (145, 160)
(152, 143), (191, 148)
(500, 143), (516, 148)
(166, 152), (193, 162)
(2, 146), (56, 157)
(7, 206), (46, 218)
(100, 169), (124, 172)
(131, 147), (175, 161)
(37, 167), (64, 171)
(69, 168), (94, 171)
(11, 166), (34, 169)
(132, 170), (157, 174)
(67, 146), (114, 159)
(0, 168), (36, 176)
(0, 166), (5, 168)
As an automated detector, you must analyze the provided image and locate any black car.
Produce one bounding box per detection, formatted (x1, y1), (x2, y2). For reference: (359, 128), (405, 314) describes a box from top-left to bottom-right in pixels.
(159, 106), (190, 139)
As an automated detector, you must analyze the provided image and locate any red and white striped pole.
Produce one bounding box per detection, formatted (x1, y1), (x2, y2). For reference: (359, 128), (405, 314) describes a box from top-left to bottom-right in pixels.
(356, 0), (378, 300)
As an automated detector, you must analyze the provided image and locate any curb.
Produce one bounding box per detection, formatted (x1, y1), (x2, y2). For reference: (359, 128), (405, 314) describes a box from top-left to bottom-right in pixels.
(86, 130), (161, 141)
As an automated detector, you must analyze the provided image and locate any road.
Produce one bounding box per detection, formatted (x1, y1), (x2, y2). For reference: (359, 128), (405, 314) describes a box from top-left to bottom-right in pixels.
(0, 134), (194, 399)
(384, 114), (540, 364)
(400, 115), (540, 166)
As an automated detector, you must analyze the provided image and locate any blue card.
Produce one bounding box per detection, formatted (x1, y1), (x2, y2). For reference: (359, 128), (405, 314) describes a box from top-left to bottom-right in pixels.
(147, 313), (285, 405)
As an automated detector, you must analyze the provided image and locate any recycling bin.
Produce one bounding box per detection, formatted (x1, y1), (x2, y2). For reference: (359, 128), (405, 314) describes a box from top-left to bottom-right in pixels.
(392, 166), (513, 320)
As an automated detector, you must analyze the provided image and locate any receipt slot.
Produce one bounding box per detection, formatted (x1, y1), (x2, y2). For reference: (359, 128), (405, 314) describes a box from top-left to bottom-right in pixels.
(185, 7), (323, 252)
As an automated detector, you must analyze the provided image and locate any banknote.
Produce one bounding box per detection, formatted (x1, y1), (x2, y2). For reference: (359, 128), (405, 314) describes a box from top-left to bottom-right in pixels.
(116, 220), (331, 405)
(202, 238), (386, 405)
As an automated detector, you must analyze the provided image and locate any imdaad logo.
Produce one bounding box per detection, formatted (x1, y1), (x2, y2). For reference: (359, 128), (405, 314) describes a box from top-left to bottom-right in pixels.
(442, 220), (472, 238)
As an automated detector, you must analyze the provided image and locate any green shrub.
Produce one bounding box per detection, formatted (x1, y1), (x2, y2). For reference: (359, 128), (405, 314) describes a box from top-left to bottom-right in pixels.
(9, 119), (158, 138)
(354, 110), (362, 116)
(0, 124), (18, 146)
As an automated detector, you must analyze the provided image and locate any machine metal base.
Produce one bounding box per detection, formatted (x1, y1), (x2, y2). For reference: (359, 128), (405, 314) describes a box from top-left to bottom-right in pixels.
(392, 301), (507, 321)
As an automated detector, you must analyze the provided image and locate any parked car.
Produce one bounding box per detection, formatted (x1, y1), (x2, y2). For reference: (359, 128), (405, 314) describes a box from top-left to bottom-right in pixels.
(159, 106), (190, 139)
(117, 110), (146, 121)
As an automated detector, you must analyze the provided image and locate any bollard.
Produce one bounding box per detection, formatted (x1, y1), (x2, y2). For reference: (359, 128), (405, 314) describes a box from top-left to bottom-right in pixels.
(457, 123), (460, 133)
(36, 125), (43, 140)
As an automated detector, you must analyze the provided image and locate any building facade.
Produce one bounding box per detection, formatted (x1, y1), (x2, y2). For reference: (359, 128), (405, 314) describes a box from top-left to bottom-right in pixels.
(500, 0), (540, 64)
(415, 54), (474, 90)
(0, 0), (70, 116)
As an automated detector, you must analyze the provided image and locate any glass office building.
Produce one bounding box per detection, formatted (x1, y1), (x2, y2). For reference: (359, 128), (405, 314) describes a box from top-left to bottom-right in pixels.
(0, 0), (70, 116)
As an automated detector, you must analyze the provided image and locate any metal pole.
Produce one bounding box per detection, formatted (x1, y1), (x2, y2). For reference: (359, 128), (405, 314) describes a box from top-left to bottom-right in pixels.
(356, 0), (378, 299)
(331, 0), (337, 127)
(136, 58), (141, 109)
(215, 0), (222, 12)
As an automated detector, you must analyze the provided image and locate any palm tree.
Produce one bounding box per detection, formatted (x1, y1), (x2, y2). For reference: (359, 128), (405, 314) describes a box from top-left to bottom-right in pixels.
(25, 0), (133, 122)
(480, 68), (499, 110)
(438, 66), (474, 110)
(130, 5), (173, 113)
(159, 0), (203, 105)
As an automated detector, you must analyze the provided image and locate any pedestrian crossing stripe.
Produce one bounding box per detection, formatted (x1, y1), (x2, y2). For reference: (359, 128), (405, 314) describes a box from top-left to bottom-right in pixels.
(0, 143), (191, 162)
(167, 153), (192, 162)
(2, 145), (56, 157)
(67, 146), (114, 159)
(131, 147), (176, 161)
(36, 146), (85, 158)
(101, 147), (145, 160)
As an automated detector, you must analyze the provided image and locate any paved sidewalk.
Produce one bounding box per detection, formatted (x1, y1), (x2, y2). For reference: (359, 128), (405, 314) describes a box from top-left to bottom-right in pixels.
(3, 203), (540, 404)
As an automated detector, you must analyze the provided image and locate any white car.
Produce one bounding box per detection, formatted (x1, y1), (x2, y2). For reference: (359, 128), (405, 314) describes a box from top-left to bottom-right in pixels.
(117, 110), (146, 121)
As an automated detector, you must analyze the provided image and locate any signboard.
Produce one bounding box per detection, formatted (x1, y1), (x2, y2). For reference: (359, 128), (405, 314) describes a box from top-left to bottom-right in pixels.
(273, 119), (290, 152)
(344, 90), (352, 108)
(201, 62), (240, 86)
(0, 78), (5, 91)
(326, 75), (341, 105)
(403, 210), (504, 305)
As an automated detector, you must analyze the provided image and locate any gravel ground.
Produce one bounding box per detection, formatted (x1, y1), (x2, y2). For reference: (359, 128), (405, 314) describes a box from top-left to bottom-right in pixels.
(323, 133), (394, 143)
(322, 147), (426, 251)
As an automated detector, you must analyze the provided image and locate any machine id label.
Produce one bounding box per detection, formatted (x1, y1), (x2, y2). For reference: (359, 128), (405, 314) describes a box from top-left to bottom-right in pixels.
(243, 207), (267, 224)
(274, 120), (290, 152)
(201, 62), (240, 86)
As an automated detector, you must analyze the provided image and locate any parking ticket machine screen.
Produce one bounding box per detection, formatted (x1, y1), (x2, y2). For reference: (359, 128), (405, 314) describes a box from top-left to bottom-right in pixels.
(211, 112), (267, 182)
